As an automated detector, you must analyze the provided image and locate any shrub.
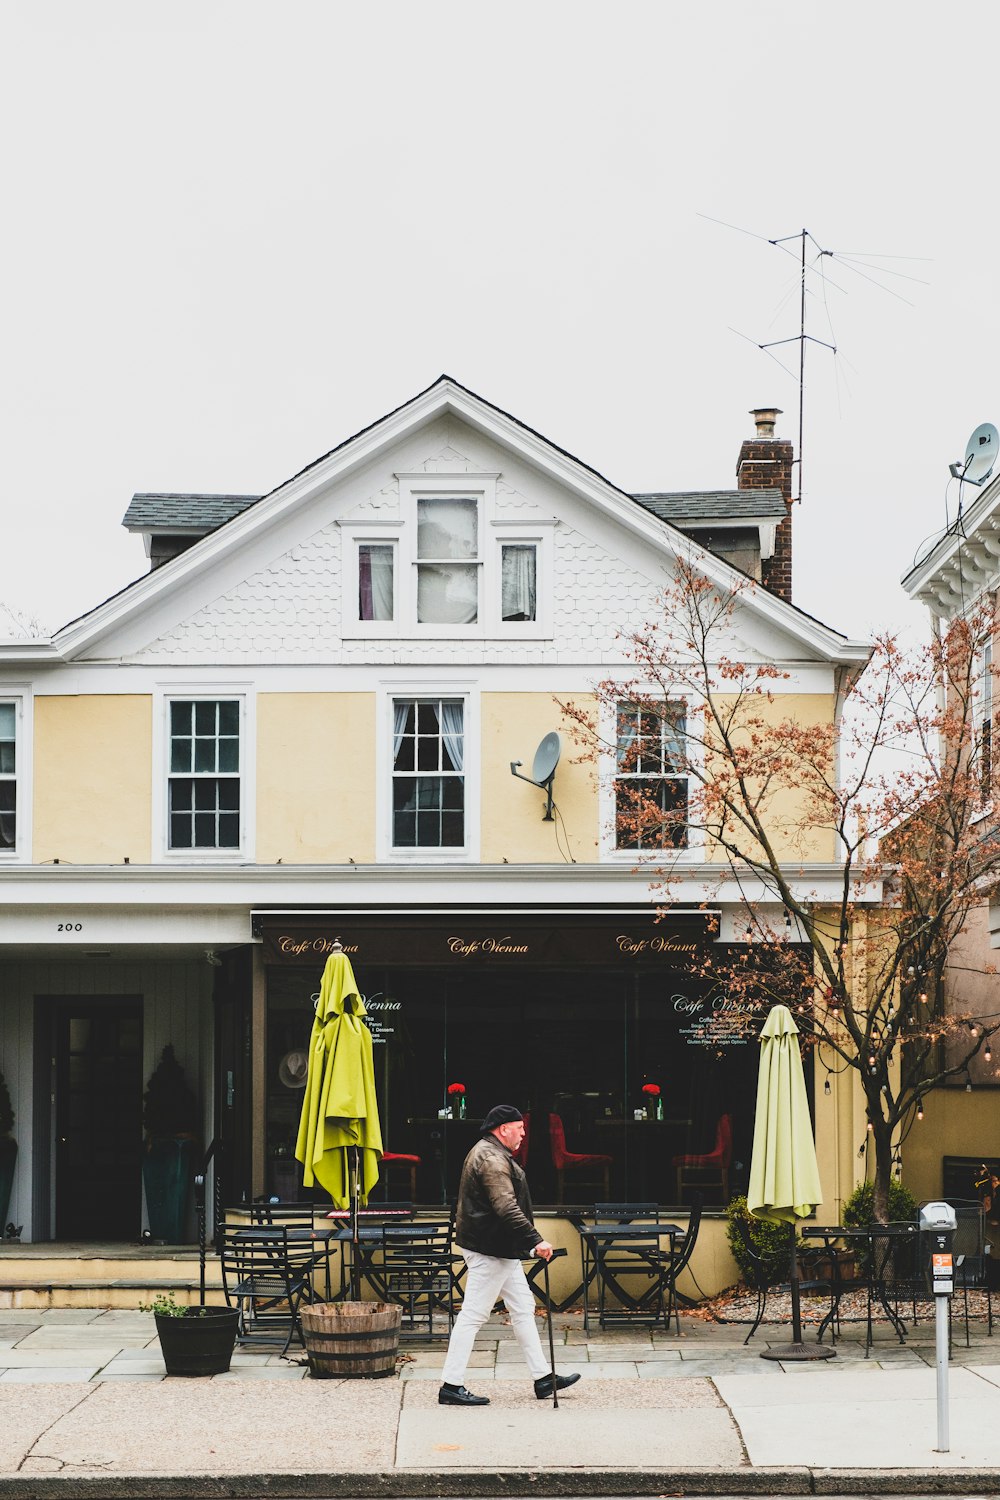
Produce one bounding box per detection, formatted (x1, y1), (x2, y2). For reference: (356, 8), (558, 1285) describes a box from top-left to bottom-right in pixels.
(142, 1045), (199, 1138)
(726, 1195), (796, 1286)
(842, 1179), (918, 1227)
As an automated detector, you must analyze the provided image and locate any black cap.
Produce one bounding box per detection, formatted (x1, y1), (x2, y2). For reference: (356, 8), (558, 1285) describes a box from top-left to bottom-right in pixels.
(479, 1104), (524, 1136)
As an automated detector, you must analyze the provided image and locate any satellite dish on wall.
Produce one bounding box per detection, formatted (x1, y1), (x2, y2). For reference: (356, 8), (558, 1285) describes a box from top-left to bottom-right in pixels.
(531, 732), (561, 786)
(510, 731), (562, 821)
(950, 422), (999, 487)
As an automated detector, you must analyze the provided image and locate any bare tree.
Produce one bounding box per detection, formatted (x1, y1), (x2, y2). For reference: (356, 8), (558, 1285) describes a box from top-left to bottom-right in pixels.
(563, 556), (1000, 1222)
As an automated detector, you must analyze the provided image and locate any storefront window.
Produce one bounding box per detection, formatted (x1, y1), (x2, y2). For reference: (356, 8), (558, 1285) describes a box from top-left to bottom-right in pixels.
(261, 920), (811, 1208)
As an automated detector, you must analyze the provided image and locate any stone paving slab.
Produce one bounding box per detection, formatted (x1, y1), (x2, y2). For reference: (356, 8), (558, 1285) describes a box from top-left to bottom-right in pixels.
(10, 1380), (401, 1475)
(0, 1368), (102, 1383)
(716, 1366), (1000, 1469)
(397, 1376), (741, 1470)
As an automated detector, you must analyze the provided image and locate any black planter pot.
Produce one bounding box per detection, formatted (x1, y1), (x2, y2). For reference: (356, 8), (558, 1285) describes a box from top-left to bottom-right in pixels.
(0, 1135), (16, 1231)
(154, 1307), (239, 1377)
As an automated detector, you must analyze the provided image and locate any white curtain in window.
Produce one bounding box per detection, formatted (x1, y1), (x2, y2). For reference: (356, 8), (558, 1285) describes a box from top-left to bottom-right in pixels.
(359, 545), (394, 622)
(440, 702), (464, 772)
(392, 702), (409, 761)
(501, 545), (536, 621)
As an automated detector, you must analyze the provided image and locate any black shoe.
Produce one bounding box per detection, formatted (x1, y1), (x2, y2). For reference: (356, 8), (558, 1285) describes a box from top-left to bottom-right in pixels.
(534, 1372), (582, 1399)
(438, 1383), (490, 1406)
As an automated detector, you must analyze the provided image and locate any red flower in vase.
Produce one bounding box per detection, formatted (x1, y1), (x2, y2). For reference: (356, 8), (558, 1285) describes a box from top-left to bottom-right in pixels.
(447, 1083), (466, 1095)
(642, 1083), (661, 1096)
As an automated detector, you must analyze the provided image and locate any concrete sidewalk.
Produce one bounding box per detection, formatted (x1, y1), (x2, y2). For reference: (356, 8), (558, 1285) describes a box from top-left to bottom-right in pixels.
(1, 1307), (1000, 1496)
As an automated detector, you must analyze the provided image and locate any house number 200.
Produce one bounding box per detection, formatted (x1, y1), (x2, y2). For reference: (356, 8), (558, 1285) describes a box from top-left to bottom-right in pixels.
(57, 923), (83, 932)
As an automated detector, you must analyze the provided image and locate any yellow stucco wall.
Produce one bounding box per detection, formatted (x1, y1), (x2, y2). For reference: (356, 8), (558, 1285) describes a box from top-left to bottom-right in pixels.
(256, 693), (375, 863)
(705, 693), (837, 864)
(33, 696), (152, 863)
(481, 693), (599, 863)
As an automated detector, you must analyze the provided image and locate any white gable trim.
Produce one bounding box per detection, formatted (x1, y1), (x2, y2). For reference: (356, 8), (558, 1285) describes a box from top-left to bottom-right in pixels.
(50, 378), (870, 668)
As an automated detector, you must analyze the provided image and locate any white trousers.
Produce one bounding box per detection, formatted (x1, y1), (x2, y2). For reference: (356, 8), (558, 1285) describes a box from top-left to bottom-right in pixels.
(441, 1247), (550, 1385)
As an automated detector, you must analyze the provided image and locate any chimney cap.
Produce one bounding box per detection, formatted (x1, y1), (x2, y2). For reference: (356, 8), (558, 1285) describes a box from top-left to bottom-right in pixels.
(750, 407), (782, 439)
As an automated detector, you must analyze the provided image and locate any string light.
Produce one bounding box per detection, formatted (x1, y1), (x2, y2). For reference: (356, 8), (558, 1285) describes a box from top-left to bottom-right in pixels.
(917, 1098), (924, 1121)
(824, 1076), (832, 1096)
(966, 1071), (973, 1093)
(987, 1041), (994, 1064)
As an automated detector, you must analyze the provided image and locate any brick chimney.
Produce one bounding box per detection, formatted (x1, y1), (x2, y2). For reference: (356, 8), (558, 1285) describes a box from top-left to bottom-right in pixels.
(737, 407), (794, 603)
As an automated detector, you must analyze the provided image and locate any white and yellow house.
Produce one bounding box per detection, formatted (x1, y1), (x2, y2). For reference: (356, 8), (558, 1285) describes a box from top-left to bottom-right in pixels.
(0, 377), (875, 1250)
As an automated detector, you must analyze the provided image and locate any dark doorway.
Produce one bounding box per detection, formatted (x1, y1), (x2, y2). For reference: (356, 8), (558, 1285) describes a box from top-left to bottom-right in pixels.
(52, 998), (143, 1240)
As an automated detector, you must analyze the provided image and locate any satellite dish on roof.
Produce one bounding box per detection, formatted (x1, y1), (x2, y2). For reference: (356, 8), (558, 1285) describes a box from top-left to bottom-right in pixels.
(510, 732), (561, 822)
(949, 422), (999, 487)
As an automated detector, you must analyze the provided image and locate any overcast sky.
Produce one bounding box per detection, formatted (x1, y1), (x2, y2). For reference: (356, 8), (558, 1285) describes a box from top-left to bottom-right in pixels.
(2, 2), (995, 644)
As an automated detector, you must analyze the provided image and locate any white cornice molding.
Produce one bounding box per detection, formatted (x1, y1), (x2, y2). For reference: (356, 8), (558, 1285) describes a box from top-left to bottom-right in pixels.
(902, 474), (1000, 614)
(0, 860), (886, 909)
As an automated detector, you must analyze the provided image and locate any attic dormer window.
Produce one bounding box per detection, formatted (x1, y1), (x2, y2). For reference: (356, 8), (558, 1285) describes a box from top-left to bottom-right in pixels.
(339, 475), (552, 639)
(416, 498), (479, 624)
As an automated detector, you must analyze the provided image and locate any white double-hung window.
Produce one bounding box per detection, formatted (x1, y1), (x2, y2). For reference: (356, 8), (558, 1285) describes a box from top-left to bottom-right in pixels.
(167, 699), (242, 850)
(391, 697), (465, 849)
(0, 702), (17, 852)
(614, 701), (689, 851)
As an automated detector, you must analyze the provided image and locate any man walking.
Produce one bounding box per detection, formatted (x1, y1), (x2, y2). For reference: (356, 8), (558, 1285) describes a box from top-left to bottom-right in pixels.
(439, 1104), (582, 1406)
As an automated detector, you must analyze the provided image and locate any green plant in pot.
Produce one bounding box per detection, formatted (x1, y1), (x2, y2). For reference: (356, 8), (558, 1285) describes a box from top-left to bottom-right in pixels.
(142, 1045), (199, 1244)
(0, 1071), (16, 1235)
(726, 1195), (799, 1287)
(140, 1293), (239, 1378)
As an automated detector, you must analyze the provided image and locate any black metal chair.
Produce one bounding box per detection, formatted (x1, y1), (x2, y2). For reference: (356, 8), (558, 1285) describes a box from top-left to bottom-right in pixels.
(376, 1219), (458, 1340)
(582, 1203), (666, 1330)
(654, 1193), (703, 1333)
(731, 1214), (774, 1344)
(952, 1201), (994, 1344)
(219, 1225), (311, 1354)
(732, 1215), (837, 1346)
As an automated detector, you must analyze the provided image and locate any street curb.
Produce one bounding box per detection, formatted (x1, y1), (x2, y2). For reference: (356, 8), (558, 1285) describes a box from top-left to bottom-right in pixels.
(1, 1471), (1000, 1499)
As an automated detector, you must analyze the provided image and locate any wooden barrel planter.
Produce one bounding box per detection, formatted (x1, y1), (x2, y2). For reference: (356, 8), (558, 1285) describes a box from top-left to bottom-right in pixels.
(300, 1302), (402, 1379)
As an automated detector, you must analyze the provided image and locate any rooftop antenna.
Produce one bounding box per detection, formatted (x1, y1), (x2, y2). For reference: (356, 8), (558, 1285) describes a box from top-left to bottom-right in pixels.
(510, 732), (561, 821)
(702, 214), (928, 508)
(758, 228), (836, 506)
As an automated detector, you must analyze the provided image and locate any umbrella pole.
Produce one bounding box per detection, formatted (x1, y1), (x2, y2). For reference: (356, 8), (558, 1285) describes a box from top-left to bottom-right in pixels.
(789, 1222), (803, 1345)
(350, 1145), (360, 1303)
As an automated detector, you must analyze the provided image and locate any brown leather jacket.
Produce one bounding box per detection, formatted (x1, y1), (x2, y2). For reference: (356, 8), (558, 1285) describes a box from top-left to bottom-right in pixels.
(454, 1134), (543, 1259)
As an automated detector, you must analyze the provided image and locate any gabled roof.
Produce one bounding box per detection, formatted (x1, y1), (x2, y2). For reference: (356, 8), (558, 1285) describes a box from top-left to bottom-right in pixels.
(122, 493), (260, 533)
(41, 374), (869, 668)
(633, 490), (786, 524)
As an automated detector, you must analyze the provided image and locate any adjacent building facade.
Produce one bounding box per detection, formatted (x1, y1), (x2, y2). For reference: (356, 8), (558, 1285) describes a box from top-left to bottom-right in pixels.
(0, 378), (874, 1241)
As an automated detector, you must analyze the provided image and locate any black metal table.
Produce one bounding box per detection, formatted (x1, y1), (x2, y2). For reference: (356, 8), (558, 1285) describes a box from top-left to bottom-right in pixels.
(801, 1222), (919, 1355)
(579, 1220), (682, 1330)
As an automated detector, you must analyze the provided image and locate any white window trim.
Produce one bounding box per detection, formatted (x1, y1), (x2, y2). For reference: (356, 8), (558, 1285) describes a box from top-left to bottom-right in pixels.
(598, 692), (702, 862)
(491, 519), (555, 639)
(339, 479), (555, 639)
(0, 685), (31, 862)
(377, 680), (480, 862)
(338, 520), (403, 640)
(153, 683), (255, 862)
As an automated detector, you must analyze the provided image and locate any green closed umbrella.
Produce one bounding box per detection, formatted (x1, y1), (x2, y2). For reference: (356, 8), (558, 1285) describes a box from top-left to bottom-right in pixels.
(295, 946), (383, 1296)
(747, 1004), (834, 1361)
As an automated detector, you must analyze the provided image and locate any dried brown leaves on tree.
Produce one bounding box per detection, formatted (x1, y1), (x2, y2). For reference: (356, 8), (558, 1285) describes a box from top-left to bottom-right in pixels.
(562, 556), (1000, 1220)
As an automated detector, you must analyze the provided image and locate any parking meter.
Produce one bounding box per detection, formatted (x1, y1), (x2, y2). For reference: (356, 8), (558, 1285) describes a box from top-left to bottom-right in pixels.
(920, 1201), (957, 1295)
(919, 1201), (957, 1452)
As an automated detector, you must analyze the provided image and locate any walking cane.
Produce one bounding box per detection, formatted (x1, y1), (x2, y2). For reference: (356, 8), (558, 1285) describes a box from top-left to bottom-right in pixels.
(542, 1247), (567, 1410)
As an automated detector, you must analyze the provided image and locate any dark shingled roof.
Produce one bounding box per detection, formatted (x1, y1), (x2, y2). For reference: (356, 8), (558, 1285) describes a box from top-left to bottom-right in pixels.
(632, 489), (787, 524)
(122, 493), (262, 532)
